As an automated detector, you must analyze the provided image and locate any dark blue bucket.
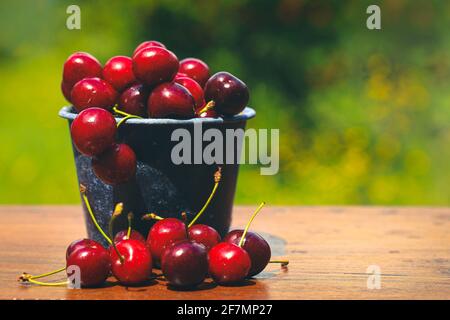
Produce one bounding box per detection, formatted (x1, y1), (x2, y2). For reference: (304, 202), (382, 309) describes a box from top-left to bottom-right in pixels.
(59, 106), (255, 246)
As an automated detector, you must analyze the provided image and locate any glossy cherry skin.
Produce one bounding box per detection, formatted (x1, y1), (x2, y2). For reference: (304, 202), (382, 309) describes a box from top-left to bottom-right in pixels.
(161, 240), (208, 288)
(102, 56), (136, 92)
(63, 52), (102, 88)
(223, 230), (271, 277)
(174, 72), (189, 80)
(132, 47), (179, 87)
(71, 77), (118, 112)
(133, 40), (166, 56)
(204, 72), (249, 116)
(70, 107), (117, 157)
(146, 218), (188, 267)
(92, 143), (136, 185)
(208, 242), (251, 285)
(179, 58), (210, 87)
(61, 80), (72, 102)
(114, 230), (146, 244)
(147, 82), (195, 118)
(66, 238), (103, 259)
(66, 241), (111, 287)
(197, 108), (219, 118)
(109, 239), (152, 285)
(188, 224), (221, 251)
(175, 76), (205, 110)
(118, 83), (149, 117)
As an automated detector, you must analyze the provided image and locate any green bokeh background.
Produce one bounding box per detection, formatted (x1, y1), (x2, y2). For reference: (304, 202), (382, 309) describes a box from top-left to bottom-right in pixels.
(0, 0), (449, 204)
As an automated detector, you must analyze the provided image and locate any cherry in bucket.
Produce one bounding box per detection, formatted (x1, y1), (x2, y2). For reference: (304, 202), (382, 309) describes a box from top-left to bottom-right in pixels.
(71, 77), (118, 112)
(102, 56), (136, 92)
(63, 52), (102, 88)
(133, 40), (166, 56)
(147, 82), (195, 118)
(179, 58), (210, 87)
(118, 83), (150, 117)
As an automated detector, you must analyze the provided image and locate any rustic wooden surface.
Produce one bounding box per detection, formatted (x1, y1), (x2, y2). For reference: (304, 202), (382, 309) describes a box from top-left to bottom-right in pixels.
(0, 205), (449, 300)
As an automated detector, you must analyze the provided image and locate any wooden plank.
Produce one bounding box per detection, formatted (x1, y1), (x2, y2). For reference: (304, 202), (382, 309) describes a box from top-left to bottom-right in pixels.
(0, 205), (449, 300)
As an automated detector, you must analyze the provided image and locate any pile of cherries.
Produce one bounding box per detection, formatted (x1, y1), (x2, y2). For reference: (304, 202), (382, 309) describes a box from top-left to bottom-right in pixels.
(63, 40), (249, 185)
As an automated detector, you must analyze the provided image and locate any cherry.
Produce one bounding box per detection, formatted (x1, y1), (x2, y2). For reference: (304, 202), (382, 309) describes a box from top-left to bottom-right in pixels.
(109, 239), (152, 285)
(161, 240), (208, 288)
(61, 80), (72, 102)
(174, 72), (189, 80)
(70, 107), (117, 157)
(208, 242), (251, 285)
(188, 224), (221, 251)
(71, 77), (118, 112)
(118, 83), (150, 117)
(175, 76), (205, 110)
(179, 58), (210, 87)
(146, 218), (187, 267)
(204, 72), (249, 116)
(133, 40), (166, 56)
(132, 46), (179, 87)
(62, 52), (102, 88)
(114, 230), (146, 243)
(147, 82), (195, 118)
(66, 240), (111, 287)
(92, 143), (136, 185)
(66, 238), (103, 259)
(102, 56), (136, 92)
(223, 230), (271, 277)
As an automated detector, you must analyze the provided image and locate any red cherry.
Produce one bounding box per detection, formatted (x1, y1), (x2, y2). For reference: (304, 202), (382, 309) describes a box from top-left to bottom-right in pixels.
(133, 40), (166, 56)
(161, 240), (208, 287)
(188, 224), (221, 251)
(146, 218), (187, 267)
(147, 82), (195, 118)
(174, 72), (189, 80)
(118, 84), (150, 117)
(70, 107), (117, 157)
(208, 242), (251, 285)
(61, 80), (72, 102)
(223, 230), (271, 277)
(66, 240), (111, 287)
(71, 77), (118, 112)
(92, 143), (136, 185)
(66, 238), (103, 259)
(175, 76), (205, 110)
(109, 239), (152, 285)
(179, 58), (210, 87)
(63, 52), (102, 88)
(114, 230), (146, 243)
(102, 56), (136, 92)
(132, 47), (179, 87)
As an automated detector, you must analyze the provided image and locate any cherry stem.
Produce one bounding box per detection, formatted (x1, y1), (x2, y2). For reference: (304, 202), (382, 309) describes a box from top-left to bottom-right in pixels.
(20, 278), (68, 286)
(109, 203), (125, 263)
(113, 106), (143, 128)
(238, 202), (266, 247)
(196, 100), (215, 115)
(269, 260), (289, 267)
(142, 213), (163, 221)
(80, 185), (112, 245)
(22, 267), (66, 280)
(127, 212), (133, 239)
(188, 167), (222, 228)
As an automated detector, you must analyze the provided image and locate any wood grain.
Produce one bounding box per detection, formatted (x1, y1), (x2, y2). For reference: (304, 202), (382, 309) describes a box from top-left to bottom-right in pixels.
(0, 205), (449, 300)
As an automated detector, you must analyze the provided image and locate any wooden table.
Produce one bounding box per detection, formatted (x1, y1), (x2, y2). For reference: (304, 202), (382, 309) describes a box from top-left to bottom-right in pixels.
(1, 206), (449, 300)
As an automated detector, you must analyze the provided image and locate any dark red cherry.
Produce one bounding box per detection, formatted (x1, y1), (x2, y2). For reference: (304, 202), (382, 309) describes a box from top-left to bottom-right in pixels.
(118, 84), (150, 117)
(71, 77), (118, 112)
(132, 47), (179, 87)
(223, 230), (271, 277)
(208, 242), (251, 285)
(63, 52), (102, 88)
(102, 56), (136, 92)
(110, 239), (152, 285)
(179, 58), (210, 87)
(92, 143), (136, 185)
(147, 82), (195, 118)
(61, 80), (73, 102)
(175, 76), (205, 110)
(114, 230), (146, 243)
(66, 240), (111, 287)
(204, 72), (249, 116)
(161, 240), (208, 288)
(133, 40), (166, 56)
(188, 224), (221, 251)
(197, 108), (219, 119)
(70, 107), (117, 157)
(146, 218), (187, 267)
(66, 238), (103, 259)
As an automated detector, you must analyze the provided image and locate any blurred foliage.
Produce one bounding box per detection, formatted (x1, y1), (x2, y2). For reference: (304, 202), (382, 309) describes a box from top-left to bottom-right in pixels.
(0, 0), (449, 204)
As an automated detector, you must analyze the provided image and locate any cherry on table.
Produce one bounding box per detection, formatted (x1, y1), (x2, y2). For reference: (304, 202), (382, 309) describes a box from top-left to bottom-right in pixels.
(63, 52), (102, 88)
(208, 242), (251, 285)
(188, 224), (221, 251)
(147, 82), (195, 118)
(66, 238), (103, 259)
(114, 230), (146, 243)
(161, 240), (208, 288)
(175, 76), (205, 110)
(102, 56), (136, 92)
(179, 58), (210, 87)
(133, 40), (166, 56)
(70, 107), (117, 157)
(92, 143), (137, 185)
(118, 83), (150, 117)
(71, 77), (118, 112)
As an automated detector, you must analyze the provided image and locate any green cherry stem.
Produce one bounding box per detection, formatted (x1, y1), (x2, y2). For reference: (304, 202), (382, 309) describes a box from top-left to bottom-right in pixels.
(113, 106), (143, 128)
(142, 213), (164, 221)
(196, 100), (215, 115)
(126, 212), (133, 239)
(109, 203), (125, 264)
(238, 202), (266, 248)
(269, 260), (289, 267)
(188, 167), (222, 228)
(21, 278), (69, 286)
